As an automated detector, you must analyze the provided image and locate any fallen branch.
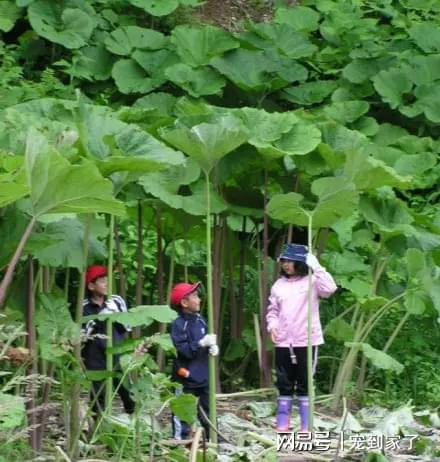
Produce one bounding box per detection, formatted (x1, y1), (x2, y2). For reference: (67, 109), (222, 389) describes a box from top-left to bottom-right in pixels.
(55, 446), (71, 462)
(217, 388), (275, 399)
(189, 428), (204, 462)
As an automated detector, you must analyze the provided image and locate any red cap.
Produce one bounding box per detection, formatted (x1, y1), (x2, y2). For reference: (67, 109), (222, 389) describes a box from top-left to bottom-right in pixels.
(170, 282), (201, 306)
(85, 265), (108, 285)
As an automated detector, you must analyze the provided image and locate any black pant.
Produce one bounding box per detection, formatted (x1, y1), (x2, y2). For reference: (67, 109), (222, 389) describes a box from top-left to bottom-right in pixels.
(275, 346), (317, 396)
(90, 378), (135, 415)
(172, 386), (210, 440)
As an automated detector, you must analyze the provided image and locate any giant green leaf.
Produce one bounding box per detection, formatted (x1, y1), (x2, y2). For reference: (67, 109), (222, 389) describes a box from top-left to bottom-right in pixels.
(30, 216), (107, 268)
(282, 80), (338, 105)
(25, 129), (124, 217)
(96, 125), (185, 176)
(28, 0), (97, 49)
(170, 393), (197, 423)
(311, 177), (359, 227)
(402, 84), (440, 123)
(129, 0), (178, 16)
(111, 59), (160, 94)
(0, 1), (21, 32)
(257, 122), (322, 158)
(210, 49), (275, 92)
(104, 26), (167, 56)
(144, 176), (226, 215)
(410, 22), (440, 53)
(324, 101), (369, 124)
(320, 123), (367, 152)
(0, 171), (29, 207)
(35, 294), (81, 361)
(0, 392), (25, 430)
(373, 68), (413, 109)
(274, 6), (320, 32)
(243, 22), (318, 59)
(165, 63), (226, 97)
(69, 45), (114, 81)
(171, 24), (239, 66)
(235, 107), (297, 146)
(83, 305), (177, 327)
(267, 176), (358, 228)
(345, 342), (404, 374)
(344, 150), (411, 190)
(325, 318), (355, 342)
(359, 196), (413, 232)
(393, 152), (437, 177)
(159, 115), (248, 173)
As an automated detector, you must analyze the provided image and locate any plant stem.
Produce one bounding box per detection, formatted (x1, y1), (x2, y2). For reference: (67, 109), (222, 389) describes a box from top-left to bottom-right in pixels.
(106, 214), (114, 412)
(69, 214), (90, 460)
(383, 311), (410, 353)
(306, 214), (314, 431)
(204, 170), (217, 445)
(0, 216), (36, 308)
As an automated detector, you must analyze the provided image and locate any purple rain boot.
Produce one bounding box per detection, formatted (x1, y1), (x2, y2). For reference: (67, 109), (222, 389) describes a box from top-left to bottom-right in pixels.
(276, 396), (293, 432)
(298, 396), (309, 432)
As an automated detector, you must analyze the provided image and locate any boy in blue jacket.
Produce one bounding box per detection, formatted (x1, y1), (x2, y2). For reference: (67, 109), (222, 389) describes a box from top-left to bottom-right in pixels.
(170, 282), (218, 440)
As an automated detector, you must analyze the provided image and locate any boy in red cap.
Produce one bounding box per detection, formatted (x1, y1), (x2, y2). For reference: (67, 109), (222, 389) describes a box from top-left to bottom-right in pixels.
(82, 265), (135, 416)
(170, 282), (218, 440)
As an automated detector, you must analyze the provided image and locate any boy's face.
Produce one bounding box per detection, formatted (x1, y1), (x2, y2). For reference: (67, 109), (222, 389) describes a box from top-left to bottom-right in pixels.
(88, 276), (108, 297)
(280, 259), (295, 276)
(181, 290), (201, 313)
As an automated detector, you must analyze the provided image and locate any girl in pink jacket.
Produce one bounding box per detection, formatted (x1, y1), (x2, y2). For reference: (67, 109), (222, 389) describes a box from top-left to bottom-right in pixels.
(266, 243), (337, 432)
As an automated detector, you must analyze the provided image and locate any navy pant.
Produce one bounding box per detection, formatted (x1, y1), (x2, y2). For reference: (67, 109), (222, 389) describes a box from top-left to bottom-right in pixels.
(90, 378), (135, 415)
(275, 346), (317, 396)
(172, 386), (210, 440)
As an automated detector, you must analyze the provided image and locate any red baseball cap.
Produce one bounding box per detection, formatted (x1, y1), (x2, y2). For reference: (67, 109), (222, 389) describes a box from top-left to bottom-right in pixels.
(85, 265), (108, 285)
(170, 282), (201, 306)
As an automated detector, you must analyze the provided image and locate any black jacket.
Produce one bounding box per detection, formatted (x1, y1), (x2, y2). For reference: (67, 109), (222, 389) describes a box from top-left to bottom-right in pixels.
(82, 295), (129, 370)
(171, 312), (209, 388)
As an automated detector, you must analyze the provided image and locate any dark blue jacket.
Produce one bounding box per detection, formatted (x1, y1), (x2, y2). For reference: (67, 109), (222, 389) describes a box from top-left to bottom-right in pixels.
(82, 295), (129, 371)
(171, 311), (209, 389)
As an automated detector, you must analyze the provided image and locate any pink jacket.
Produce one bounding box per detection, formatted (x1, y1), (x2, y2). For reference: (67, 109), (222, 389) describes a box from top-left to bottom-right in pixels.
(266, 266), (337, 347)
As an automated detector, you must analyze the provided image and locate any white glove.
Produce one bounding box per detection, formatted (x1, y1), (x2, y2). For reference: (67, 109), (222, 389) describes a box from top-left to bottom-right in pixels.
(100, 299), (119, 314)
(199, 334), (217, 348)
(84, 320), (96, 336)
(305, 253), (320, 271)
(209, 344), (219, 356)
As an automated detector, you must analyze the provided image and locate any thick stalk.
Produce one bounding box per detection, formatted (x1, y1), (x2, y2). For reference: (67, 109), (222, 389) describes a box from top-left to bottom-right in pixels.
(228, 236), (238, 339)
(26, 255), (38, 451)
(213, 216), (225, 334)
(237, 217), (246, 336)
(383, 311), (410, 353)
(135, 201), (144, 306)
(114, 221), (127, 301)
(0, 216), (36, 308)
(69, 215), (90, 459)
(204, 171), (217, 445)
(105, 215), (115, 412)
(156, 207), (164, 305)
(157, 236), (175, 370)
(306, 215), (314, 431)
(260, 169), (271, 387)
(64, 268), (70, 301)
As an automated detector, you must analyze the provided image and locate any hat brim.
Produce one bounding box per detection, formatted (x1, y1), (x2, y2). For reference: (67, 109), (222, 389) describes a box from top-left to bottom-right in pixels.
(182, 282), (201, 298)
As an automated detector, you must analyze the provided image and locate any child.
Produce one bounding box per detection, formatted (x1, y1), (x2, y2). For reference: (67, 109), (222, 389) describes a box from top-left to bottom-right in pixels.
(266, 244), (337, 432)
(169, 282), (218, 440)
(82, 265), (135, 416)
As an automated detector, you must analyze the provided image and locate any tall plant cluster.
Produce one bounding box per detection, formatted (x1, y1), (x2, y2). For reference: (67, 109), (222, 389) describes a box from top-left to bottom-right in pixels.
(0, 0), (439, 459)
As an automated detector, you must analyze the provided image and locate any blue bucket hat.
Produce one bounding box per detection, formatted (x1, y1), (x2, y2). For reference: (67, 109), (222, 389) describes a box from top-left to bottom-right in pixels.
(278, 243), (308, 263)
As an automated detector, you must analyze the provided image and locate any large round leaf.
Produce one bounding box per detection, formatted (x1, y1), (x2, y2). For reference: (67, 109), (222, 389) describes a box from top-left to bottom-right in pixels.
(165, 63), (226, 97)
(267, 177), (358, 228)
(129, 0), (178, 16)
(112, 59), (160, 94)
(28, 0), (97, 49)
(0, 1), (21, 32)
(25, 128), (124, 217)
(257, 122), (322, 158)
(104, 26), (167, 56)
(160, 115), (249, 173)
(171, 24), (239, 66)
